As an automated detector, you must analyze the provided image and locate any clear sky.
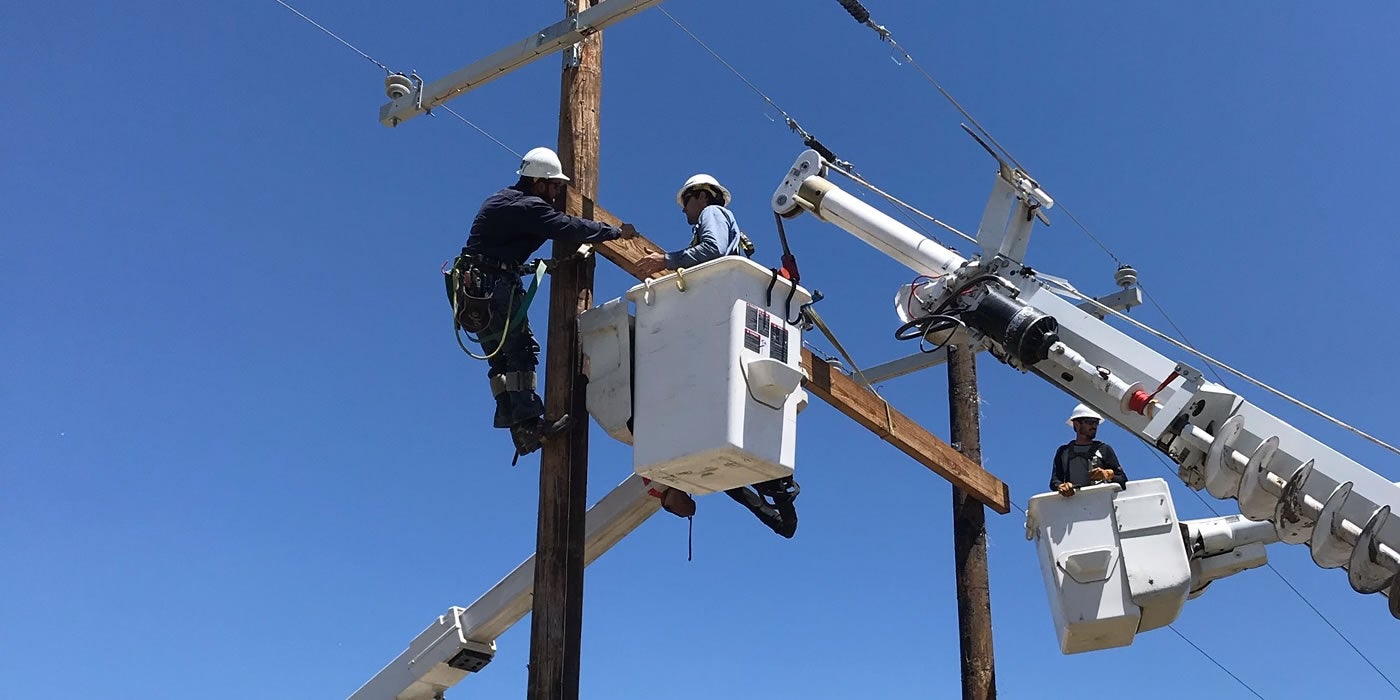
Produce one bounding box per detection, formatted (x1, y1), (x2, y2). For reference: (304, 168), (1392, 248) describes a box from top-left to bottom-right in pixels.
(5, 2), (1399, 698)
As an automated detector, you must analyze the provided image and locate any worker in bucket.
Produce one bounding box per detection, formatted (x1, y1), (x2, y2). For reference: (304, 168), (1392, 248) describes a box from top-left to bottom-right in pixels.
(450, 146), (636, 462)
(635, 173), (753, 276)
(636, 174), (800, 538)
(1050, 404), (1128, 496)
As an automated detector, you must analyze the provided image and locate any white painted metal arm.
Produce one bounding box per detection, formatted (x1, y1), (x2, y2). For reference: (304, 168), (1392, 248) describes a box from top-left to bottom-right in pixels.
(1181, 515), (1278, 598)
(347, 476), (662, 700)
(378, 0), (663, 127)
(774, 150), (1400, 618)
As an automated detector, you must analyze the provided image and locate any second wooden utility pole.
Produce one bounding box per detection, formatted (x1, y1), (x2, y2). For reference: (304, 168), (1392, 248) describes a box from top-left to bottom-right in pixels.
(947, 342), (996, 699)
(527, 0), (601, 698)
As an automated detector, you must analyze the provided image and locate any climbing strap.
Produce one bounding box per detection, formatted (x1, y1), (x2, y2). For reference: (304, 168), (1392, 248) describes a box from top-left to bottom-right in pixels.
(489, 371), (537, 397)
(455, 259), (549, 361)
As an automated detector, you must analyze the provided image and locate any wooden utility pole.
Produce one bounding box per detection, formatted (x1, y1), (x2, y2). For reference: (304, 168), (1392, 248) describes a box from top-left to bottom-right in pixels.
(947, 342), (996, 699)
(527, 0), (601, 698)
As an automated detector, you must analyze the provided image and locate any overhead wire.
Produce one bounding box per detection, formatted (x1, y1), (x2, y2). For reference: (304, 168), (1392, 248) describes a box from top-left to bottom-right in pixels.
(439, 104), (522, 158)
(1166, 625), (1267, 699)
(273, 0), (519, 160)
(656, 5), (972, 250)
(826, 163), (977, 245)
(1012, 477), (1260, 697)
(830, 0), (1240, 395)
(1054, 281), (1400, 459)
(277, 1), (1395, 688)
(274, 0), (392, 74)
(891, 11), (1400, 682)
(1140, 449), (1400, 695)
(834, 0), (1400, 459)
(827, 0), (1400, 691)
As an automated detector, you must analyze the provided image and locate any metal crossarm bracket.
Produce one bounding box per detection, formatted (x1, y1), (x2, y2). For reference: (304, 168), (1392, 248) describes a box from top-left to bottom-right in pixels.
(378, 0), (663, 126)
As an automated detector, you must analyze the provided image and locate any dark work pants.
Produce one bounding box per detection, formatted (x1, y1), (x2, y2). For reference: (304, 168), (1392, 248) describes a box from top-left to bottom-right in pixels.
(475, 271), (544, 428)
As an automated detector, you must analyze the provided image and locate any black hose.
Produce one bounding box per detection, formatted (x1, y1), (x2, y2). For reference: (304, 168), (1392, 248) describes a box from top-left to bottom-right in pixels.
(895, 314), (961, 342)
(893, 274), (1008, 340)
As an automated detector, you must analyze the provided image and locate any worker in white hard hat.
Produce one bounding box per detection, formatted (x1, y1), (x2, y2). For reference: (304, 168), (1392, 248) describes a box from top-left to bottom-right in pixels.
(636, 173), (753, 277)
(1050, 403), (1128, 496)
(454, 146), (637, 461)
(636, 174), (801, 538)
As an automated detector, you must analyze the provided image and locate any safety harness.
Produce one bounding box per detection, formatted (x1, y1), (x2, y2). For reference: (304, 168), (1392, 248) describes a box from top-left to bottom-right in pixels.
(444, 250), (549, 361)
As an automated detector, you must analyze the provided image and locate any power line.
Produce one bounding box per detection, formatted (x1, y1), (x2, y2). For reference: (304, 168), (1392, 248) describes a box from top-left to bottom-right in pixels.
(278, 0), (1396, 687)
(440, 104), (521, 158)
(826, 163), (976, 245)
(1142, 447), (1399, 694)
(656, 7), (806, 142)
(1265, 561), (1400, 694)
(1167, 625), (1267, 699)
(274, 0), (391, 74)
(825, 1), (1399, 688)
(830, 2), (1239, 395)
(273, 0), (518, 159)
(1053, 280), (1400, 459)
(656, 5), (971, 251)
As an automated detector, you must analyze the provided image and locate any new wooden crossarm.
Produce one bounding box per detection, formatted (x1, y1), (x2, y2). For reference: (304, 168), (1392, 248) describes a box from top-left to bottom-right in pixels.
(566, 189), (1011, 514)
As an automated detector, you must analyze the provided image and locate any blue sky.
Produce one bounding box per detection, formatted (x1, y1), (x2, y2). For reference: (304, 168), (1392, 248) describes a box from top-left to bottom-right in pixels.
(5, 1), (1399, 698)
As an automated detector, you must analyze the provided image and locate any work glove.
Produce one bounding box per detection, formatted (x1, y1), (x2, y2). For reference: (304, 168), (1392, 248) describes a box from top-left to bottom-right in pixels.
(1089, 467), (1116, 483)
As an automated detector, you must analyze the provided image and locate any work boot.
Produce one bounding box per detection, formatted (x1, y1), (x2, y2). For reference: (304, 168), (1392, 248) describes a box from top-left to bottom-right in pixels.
(506, 391), (546, 426)
(509, 414), (572, 464)
(493, 395), (513, 428)
(724, 477), (800, 538)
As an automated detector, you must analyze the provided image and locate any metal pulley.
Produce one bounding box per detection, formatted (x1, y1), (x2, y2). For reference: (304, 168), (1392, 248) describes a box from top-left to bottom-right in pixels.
(385, 73), (414, 100)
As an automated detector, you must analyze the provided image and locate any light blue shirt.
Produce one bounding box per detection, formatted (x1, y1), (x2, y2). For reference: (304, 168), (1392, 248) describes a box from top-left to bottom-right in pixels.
(665, 205), (741, 269)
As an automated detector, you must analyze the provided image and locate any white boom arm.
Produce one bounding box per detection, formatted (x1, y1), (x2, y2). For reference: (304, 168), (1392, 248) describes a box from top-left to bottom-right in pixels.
(772, 150), (1400, 621)
(348, 476), (662, 699)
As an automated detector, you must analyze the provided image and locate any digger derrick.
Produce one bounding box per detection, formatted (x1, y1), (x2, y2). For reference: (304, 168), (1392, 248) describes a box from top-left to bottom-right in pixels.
(771, 149), (1400, 622)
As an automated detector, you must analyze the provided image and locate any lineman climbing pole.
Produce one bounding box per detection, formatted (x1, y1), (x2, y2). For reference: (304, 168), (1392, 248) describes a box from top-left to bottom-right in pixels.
(348, 3), (1014, 698)
(529, 0), (601, 697)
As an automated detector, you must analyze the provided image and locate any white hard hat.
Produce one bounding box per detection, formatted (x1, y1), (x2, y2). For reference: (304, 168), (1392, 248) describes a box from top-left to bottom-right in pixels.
(1067, 403), (1103, 426)
(676, 173), (731, 207)
(517, 147), (570, 182)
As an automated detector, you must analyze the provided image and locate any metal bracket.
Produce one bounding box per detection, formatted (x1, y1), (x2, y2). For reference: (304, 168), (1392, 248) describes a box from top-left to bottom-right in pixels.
(562, 14), (582, 69)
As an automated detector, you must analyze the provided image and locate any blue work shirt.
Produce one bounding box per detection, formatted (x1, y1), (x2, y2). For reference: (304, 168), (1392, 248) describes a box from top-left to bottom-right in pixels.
(665, 205), (742, 269)
(464, 184), (621, 267)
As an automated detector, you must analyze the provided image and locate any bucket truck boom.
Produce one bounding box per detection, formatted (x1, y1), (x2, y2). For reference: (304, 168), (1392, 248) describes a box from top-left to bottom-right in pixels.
(771, 149), (1400, 651)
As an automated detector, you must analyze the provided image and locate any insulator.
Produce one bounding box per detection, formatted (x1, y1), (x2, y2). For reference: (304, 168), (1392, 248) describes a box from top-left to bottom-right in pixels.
(1114, 264), (1138, 289)
(385, 73), (414, 100)
(1237, 438), (1280, 521)
(1348, 506), (1395, 594)
(1203, 415), (1245, 499)
(836, 0), (871, 24)
(1309, 481), (1356, 569)
(803, 136), (840, 167)
(1274, 460), (1317, 544)
(1389, 573), (1400, 619)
